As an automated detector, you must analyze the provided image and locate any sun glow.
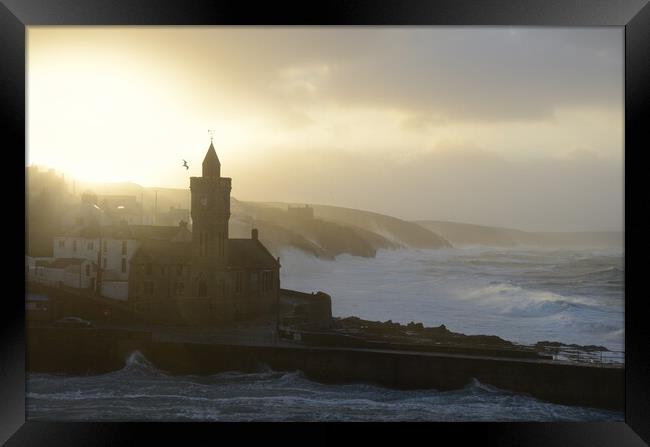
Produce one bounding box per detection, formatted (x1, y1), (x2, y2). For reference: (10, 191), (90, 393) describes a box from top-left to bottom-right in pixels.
(26, 26), (623, 230)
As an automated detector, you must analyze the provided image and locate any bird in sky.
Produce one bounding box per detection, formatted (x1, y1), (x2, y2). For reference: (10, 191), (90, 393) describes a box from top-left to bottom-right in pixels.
(182, 159), (189, 170)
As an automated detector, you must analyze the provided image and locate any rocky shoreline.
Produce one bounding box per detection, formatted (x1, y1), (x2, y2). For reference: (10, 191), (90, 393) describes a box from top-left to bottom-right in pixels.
(331, 316), (515, 348)
(326, 316), (610, 355)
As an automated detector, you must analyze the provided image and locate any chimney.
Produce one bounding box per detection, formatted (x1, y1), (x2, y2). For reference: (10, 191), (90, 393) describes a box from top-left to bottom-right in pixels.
(251, 228), (259, 240)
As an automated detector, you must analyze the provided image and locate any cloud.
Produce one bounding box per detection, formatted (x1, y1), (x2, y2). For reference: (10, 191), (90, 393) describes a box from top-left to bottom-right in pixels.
(65, 27), (620, 126)
(186, 27), (622, 124)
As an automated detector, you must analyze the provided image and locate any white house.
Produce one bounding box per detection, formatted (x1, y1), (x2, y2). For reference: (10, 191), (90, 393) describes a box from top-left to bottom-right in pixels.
(27, 257), (96, 289)
(51, 221), (191, 300)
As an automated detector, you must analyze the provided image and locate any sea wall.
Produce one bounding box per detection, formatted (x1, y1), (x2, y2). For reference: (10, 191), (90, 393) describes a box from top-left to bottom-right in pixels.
(26, 327), (624, 411)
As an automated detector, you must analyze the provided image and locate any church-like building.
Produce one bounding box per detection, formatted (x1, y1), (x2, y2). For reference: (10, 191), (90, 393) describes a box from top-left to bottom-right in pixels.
(127, 142), (281, 325)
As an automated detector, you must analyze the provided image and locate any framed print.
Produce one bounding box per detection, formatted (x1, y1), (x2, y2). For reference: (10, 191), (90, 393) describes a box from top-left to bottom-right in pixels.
(3, 0), (650, 444)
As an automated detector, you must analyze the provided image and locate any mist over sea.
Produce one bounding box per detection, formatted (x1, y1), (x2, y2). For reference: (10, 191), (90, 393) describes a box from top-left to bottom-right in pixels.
(280, 246), (624, 352)
(27, 246), (624, 421)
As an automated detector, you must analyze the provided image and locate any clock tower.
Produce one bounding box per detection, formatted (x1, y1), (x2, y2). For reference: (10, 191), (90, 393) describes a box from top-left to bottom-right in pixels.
(190, 141), (231, 269)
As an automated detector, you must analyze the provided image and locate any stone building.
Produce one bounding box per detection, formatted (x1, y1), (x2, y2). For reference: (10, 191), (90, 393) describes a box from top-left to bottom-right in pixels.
(128, 142), (281, 325)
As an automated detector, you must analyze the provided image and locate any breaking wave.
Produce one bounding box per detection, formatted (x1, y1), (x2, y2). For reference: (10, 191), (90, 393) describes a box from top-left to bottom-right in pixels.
(280, 246), (624, 351)
(27, 352), (622, 422)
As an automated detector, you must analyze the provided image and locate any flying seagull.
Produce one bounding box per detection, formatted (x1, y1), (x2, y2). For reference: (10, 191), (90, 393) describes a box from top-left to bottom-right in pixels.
(182, 159), (189, 170)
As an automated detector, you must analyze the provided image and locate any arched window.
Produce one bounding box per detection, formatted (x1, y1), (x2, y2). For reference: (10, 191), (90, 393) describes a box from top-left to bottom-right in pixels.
(198, 279), (207, 297)
(200, 232), (208, 256)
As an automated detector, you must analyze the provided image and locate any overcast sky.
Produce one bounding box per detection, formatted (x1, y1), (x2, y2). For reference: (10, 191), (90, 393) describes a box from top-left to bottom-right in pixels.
(27, 27), (623, 231)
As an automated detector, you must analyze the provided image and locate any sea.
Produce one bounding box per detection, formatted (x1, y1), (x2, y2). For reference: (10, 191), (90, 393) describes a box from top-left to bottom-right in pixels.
(27, 246), (624, 421)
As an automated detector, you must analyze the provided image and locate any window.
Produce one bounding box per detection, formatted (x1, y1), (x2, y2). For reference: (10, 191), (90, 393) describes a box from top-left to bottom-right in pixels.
(102, 240), (107, 253)
(85, 264), (90, 276)
(175, 282), (184, 296)
(121, 258), (127, 273)
(251, 272), (259, 291)
(102, 258), (107, 268)
(58, 240), (65, 248)
(145, 263), (152, 275)
(88, 241), (94, 250)
(261, 271), (273, 292)
(144, 281), (154, 295)
(176, 265), (183, 276)
(161, 265), (166, 276)
(204, 232), (208, 256)
(198, 280), (207, 297)
(218, 233), (224, 256)
(72, 240), (77, 252)
(235, 271), (243, 294)
(200, 232), (208, 256)
(121, 240), (127, 255)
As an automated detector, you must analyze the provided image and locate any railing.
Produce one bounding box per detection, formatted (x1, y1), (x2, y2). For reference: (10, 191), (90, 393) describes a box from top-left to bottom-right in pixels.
(537, 346), (624, 366)
(280, 324), (625, 367)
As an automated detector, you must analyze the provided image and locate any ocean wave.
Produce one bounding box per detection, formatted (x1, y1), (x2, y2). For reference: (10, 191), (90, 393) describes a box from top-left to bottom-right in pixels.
(26, 371), (623, 422)
(102, 351), (170, 379)
(456, 282), (599, 318)
(27, 390), (118, 401)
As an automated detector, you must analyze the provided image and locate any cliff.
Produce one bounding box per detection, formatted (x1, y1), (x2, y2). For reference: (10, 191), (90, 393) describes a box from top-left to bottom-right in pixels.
(416, 220), (623, 249)
(229, 200), (451, 259)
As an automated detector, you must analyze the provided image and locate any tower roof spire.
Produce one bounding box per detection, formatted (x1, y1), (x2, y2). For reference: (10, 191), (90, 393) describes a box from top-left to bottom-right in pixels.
(202, 140), (221, 178)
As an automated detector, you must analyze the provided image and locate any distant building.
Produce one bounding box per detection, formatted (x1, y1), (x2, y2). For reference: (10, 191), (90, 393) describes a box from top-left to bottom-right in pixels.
(288, 204), (314, 220)
(96, 194), (154, 225)
(26, 167), (69, 257)
(26, 166), (67, 202)
(60, 192), (161, 230)
(156, 206), (190, 227)
(60, 192), (102, 228)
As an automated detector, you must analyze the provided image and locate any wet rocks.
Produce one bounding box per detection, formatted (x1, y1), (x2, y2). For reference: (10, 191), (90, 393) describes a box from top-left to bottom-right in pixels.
(333, 316), (515, 349)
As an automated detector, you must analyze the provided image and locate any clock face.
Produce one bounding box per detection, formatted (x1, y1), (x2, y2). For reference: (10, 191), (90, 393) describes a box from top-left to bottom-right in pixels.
(200, 197), (208, 206)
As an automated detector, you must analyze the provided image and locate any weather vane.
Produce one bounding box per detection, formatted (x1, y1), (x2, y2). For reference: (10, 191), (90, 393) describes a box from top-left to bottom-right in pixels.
(208, 129), (215, 143)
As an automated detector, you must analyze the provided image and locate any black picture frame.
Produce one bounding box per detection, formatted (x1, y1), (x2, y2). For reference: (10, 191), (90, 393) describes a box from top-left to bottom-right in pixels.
(3, 0), (649, 444)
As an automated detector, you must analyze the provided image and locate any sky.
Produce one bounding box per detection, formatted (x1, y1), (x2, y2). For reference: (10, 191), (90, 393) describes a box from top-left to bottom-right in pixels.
(27, 27), (624, 232)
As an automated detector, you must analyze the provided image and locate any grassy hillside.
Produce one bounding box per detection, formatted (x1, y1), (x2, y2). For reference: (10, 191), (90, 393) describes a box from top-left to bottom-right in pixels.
(243, 201), (452, 250)
(232, 201), (410, 258)
(416, 220), (623, 249)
